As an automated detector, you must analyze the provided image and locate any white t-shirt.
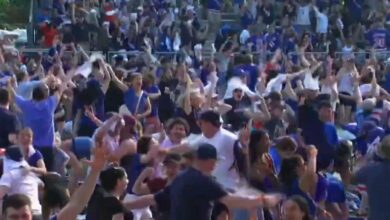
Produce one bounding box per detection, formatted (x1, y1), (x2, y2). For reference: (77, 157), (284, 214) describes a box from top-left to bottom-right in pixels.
(265, 74), (287, 95)
(303, 70), (320, 90)
(320, 83), (338, 110)
(189, 128), (239, 189)
(296, 5), (311, 25)
(359, 84), (380, 97)
(338, 73), (354, 95)
(0, 168), (43, 215)
(224, 77), (255, 99)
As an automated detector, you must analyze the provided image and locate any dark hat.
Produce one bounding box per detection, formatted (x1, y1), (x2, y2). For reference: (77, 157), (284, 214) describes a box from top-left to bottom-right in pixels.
(197, 143), (217, 160)
(163, 153), (181, 165)
(5, 146), (23, 162)
(199, 110), (221, 127)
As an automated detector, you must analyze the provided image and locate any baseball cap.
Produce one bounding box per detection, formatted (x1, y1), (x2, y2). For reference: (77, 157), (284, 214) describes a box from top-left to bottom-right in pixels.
(5, 146), (23, 162)
(199, 110), (221, 127)
(197, 143), (217, 160)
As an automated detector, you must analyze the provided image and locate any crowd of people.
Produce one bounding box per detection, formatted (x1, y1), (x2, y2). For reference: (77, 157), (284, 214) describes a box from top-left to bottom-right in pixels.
(1, 0), (390, 220)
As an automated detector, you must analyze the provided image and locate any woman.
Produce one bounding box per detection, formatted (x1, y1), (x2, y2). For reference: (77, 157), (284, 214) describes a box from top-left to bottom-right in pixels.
(158, 66), (179, 123)
(18, 127), (47, 176)
(278, 148), (328, 218)
(143, 73), (161, 133)
(246, 130), (279, 220)
(248, 130), (279, 192)
(111, 72), (151, 123)
(120, 136), (159, 220)
(282, 195), (312, 220)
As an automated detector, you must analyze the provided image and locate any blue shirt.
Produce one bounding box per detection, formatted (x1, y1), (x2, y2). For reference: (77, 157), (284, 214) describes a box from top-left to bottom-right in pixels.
(208, 0), (222, 10)
(249, 35), (264, 52)
(124, 88), (149, 115)
(15, 95), (58, 147)
(240, 64), (258, 91)
(264, 32), (281, 52)
(354, 161), (390, 220)
(365, 29), (390, 50)
(269, 147), (282, 174)
(326, 175), (346, 203)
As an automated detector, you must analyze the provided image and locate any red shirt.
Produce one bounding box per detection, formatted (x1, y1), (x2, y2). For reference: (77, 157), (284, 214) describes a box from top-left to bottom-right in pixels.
(146, 178), (168, 193)
(41, 25), (58, 47)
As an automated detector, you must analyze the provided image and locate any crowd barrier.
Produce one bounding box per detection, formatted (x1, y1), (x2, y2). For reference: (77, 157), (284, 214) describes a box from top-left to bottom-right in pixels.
(19, 48), (390, 66)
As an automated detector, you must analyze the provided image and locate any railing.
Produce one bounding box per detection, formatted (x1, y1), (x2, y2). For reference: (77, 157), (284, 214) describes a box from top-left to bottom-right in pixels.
(19, 49), (390, 66)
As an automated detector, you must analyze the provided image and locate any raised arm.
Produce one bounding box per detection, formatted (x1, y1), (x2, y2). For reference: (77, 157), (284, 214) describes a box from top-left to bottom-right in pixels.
(299, 146), (317, 193)
(132, 167), (154, 195)
(109, 67), (129, 92)
(100, 62), (112, 94)
(56, 138), (108, 220)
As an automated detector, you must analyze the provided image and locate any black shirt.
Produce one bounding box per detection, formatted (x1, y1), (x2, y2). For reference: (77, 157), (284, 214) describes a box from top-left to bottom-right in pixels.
(154, 187), (171, 220)
(224, 97), (251, 131)
(86, 185), (133, 220)
(175, 107), (201, 134)
(0, 107), (21, 148)
(157, 167), (228, 220)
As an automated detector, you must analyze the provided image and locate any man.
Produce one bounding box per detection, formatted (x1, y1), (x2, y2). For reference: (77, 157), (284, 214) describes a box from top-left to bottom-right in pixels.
(298, 98), (339, 170)
(13, 82), (63, 171)
(2, 194), (33, 220)
(352, 135), (390, 220)
(224, 86), (251, 131)
(0, 146), (44, 219)
(125, 144), (283, 220)
(0, 88), (20, 148)
(190, 110), (239, 190)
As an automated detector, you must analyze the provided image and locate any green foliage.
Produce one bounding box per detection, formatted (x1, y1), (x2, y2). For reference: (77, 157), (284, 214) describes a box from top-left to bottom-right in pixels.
(0, 0), (30, 29)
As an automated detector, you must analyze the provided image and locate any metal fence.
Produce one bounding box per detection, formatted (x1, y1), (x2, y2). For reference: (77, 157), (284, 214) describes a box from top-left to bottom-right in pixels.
(19, 48), (390, 66)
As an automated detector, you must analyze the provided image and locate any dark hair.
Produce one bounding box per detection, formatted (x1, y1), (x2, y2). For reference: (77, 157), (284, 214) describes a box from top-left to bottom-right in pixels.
(163, 153), (181, 165)
(318, 101), (332, 110)
(275, 136), (297, 153)
(279, 155), (303, 190)
(3, 194), (31, 215)
(286, 195), (312, 220)
(248, 129), (269, 165)
(334, 141), (352, 170)
(182, 151), (195, 160)
(92, 60), (100, 70)
(137, 136), (152, 154)
(0, 88), (10, 105)
(43, 185), (70, 209)
(100, 166), (127, 192)
(32, 86), (46, 101)
(16, 71), (27, 82)
(166, 117), (190, 135)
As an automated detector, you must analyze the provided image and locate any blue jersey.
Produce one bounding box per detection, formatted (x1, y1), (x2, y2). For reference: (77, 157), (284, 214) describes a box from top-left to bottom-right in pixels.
(366, 29), (390, 50)
(264, 32), (281, 52)
(249, 35), (264, 52)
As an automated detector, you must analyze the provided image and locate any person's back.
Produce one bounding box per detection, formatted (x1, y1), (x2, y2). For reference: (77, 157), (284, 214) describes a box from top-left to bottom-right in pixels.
(169, 167), (227, 220)
(354, 161), (390, 220)
(16, 95), (57, 147)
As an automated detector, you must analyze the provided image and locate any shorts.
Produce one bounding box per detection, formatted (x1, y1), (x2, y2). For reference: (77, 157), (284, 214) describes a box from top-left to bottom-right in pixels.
(338, 92), (356, 112)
